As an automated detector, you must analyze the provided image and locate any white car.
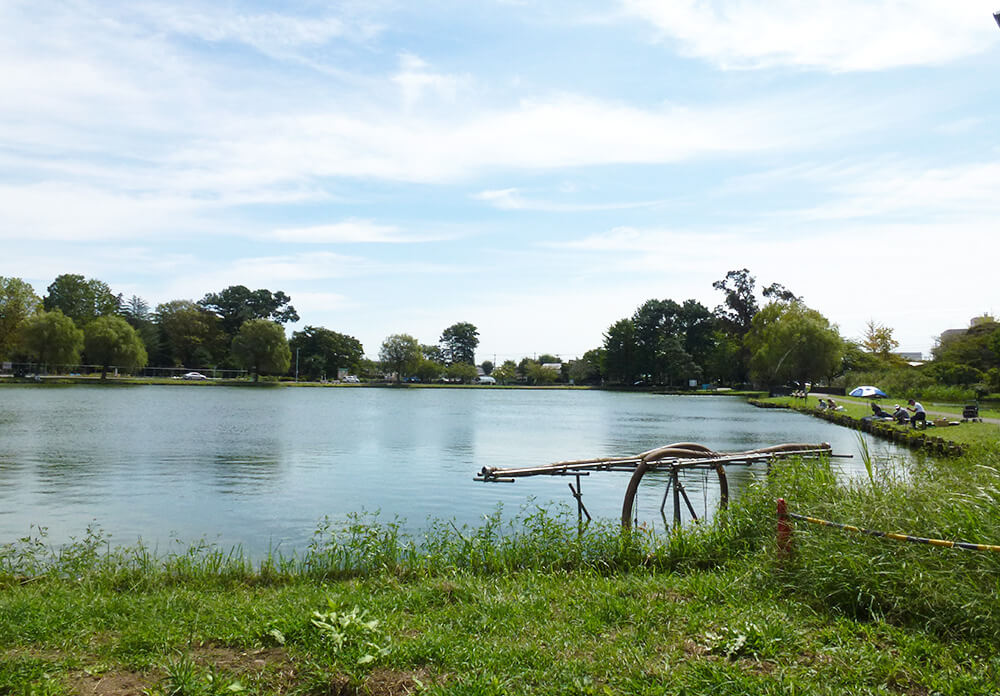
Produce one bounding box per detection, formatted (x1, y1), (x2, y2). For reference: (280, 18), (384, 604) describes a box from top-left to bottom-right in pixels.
(182, 371), (209, 380)
(476, 375), (497, 385)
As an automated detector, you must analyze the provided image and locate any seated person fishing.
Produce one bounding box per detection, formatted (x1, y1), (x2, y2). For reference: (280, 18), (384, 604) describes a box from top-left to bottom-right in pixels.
(892, 404), (909, 424)
(907, 399), (927, 428)
(870, 403), (892, 419)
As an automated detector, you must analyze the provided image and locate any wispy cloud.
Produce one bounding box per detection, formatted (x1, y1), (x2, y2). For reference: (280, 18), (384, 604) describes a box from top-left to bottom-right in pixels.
(271, 219), (448, 243)
(762, 158), (1000, 223)
(620, 0), (997, 71)
(473, 188), (660, 212)
(391, 53), (469, 110)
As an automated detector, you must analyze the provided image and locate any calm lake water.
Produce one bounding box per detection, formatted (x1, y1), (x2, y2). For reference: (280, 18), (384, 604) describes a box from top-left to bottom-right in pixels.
(0, 386), (907, 555)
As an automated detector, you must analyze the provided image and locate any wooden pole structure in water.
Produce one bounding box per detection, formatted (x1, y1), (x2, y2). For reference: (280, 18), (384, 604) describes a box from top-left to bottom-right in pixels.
(475, 442), (846, 530)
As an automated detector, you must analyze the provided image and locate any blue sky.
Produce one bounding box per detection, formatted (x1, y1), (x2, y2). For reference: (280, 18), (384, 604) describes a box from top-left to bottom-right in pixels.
(2, 1), (999, 363)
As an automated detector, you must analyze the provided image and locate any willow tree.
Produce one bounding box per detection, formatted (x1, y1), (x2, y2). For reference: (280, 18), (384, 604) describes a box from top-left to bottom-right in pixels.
(84, 315), (148, 380)
(19, 310), (84, 369)
(746, 302), (843, 387)
(0, 276), (40, 360)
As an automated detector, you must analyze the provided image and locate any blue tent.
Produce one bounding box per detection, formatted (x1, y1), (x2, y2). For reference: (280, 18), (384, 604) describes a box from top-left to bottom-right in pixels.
(849, 385), (887, 398)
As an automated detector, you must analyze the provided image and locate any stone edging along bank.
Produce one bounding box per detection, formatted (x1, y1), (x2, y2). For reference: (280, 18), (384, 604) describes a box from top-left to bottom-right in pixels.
(748, 399), (965, 456)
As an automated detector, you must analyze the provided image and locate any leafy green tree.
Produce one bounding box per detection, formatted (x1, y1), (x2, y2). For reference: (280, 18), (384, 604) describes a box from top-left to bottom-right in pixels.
(199, 285), (299, 337)
(840, 340), (886, 375)
(861, 320), (899, 357)
(660, 333), (702, 386)
(357, 358), (379, 380)
(413, 357), (444, 382)
(523, 360), (558, 385)
(746, 302), (843, 387)
(712, 269), (759, 337)
(567, 348), (604, 384)
(932, 318), (1000, 373)
(156, 300), (224, 367)
(289, 326), (364, 380)
(925, 362), (985, 387)
(630, 299), (705, 385)
(678, 300), (716, 373)
(712, 269), (760, 383)
(84, 315), (148, 380)
(480, 360), (494, 375)
(446, 362), (479, 384)
(632, 299), (680, 382)
(19, 310), (84, 368)
(43, 274), (121, 326)
(762, 283), (800, 303)
(0, 277), (40, 360)
(421, 344), (446, 363)
(603, 318), (637, 384)
(379, 333), (421, 382)
(231, 320), (292, 382)
(703, 331), (741, 385)
(492, 360), (518, 384)
(440, 322), (479, 365)
(120, 295), (164, 365)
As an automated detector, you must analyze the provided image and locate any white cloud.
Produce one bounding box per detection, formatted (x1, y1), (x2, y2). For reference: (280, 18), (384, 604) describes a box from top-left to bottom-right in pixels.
(0, 183), (207, 241)
(621, 0), (997, 72)
(391, 53), (469, 110)
(189, 90), (876, 187)
(273, 220), (402, 243)
(472, 188), (659, 212)
(764, 159), (1000, 223)
(271, 219), (450, 243)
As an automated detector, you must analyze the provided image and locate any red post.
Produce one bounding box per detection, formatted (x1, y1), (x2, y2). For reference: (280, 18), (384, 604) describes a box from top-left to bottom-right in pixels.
(776, 498), (792, 556)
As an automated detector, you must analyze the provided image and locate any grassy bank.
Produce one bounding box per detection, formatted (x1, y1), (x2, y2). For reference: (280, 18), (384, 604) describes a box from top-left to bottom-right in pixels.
(754, 394), (1000, 451)
(3, 446), (1000, 695)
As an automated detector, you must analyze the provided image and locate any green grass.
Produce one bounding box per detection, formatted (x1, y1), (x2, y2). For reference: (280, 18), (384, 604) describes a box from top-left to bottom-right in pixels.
(759, 394), (1000, 450)
(3, 449), (1000, 694)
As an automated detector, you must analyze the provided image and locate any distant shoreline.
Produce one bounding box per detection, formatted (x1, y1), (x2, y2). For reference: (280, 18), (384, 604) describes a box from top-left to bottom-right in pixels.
(0, 375), (761, 395)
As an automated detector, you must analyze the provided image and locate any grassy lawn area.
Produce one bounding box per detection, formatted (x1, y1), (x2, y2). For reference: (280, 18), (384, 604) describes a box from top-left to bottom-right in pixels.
(4, 565), (995, 695)
(759, 394), (1000, 450)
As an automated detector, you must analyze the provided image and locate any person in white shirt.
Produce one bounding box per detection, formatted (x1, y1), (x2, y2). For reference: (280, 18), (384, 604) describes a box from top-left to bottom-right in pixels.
(907, 399), (926, 428)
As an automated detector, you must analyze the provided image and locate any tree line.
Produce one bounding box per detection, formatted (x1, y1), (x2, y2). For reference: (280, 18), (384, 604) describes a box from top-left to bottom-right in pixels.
(582, 268), (1000, 399)
(0, 273), (489, 383)
(0, 274), (331, 381)
(3, 270), (998, 396)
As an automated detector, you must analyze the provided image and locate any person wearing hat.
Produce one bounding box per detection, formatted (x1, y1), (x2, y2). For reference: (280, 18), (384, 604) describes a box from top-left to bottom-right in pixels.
(907, 399), (926, 428)
(892, 404), (909, 424)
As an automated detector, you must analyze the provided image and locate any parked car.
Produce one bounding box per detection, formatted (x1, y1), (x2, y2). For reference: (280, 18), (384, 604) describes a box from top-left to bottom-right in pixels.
(342, 375), (361, 383)
(475, 375), (497, 385)
(182, 371), (208, 380)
